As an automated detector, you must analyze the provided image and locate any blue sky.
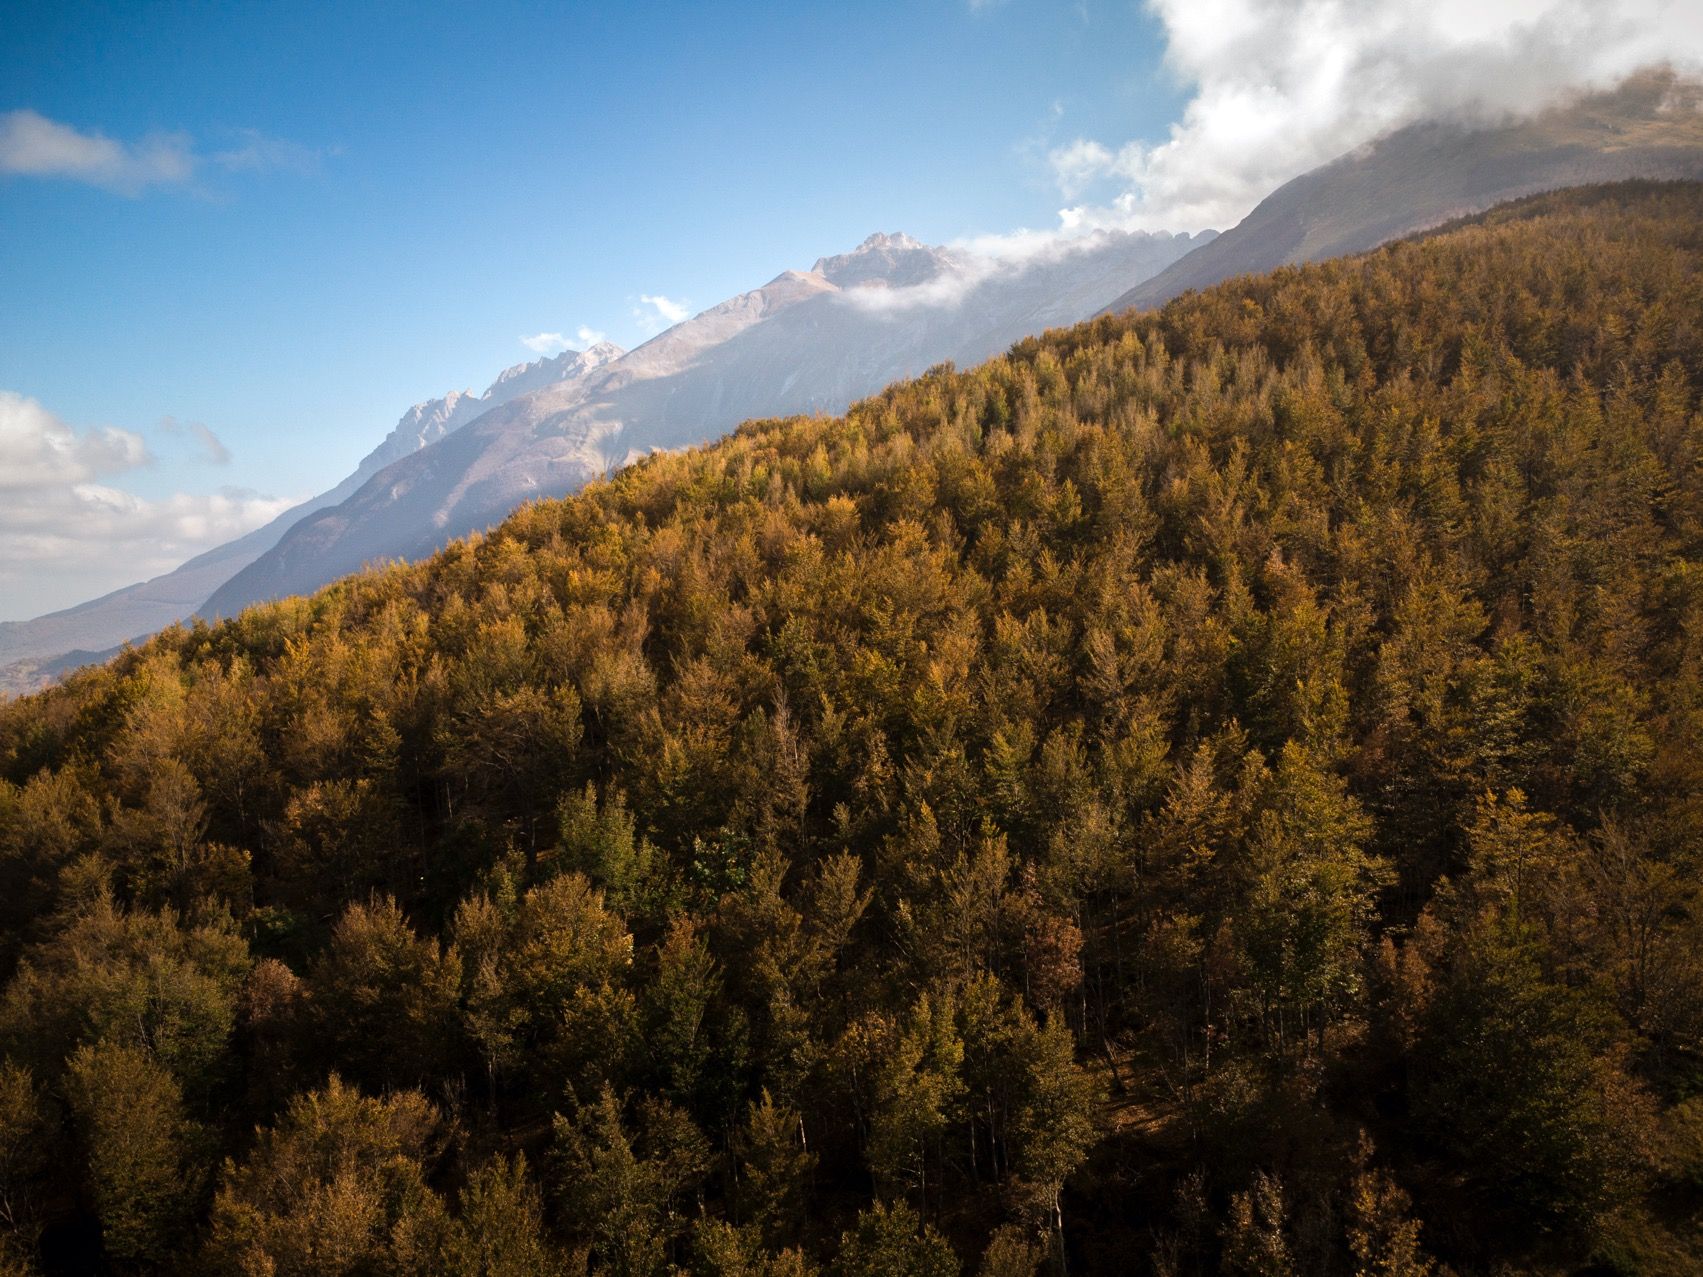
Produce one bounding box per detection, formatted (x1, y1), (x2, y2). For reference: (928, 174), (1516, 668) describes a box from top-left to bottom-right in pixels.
(2, 0), (1694, 620)
(0, 2), (1179, 507)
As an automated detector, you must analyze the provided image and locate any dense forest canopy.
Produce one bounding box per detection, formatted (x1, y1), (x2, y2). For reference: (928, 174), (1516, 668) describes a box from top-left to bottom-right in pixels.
(3, 181), (1703, 1275)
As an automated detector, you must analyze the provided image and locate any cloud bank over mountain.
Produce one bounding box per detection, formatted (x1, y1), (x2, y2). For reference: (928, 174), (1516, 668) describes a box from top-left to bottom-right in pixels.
(1029, 0), (1703, 238)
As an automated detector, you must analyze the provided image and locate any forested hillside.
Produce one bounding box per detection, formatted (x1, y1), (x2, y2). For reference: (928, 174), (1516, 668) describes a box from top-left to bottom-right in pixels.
(3, 182), (1702, 1275)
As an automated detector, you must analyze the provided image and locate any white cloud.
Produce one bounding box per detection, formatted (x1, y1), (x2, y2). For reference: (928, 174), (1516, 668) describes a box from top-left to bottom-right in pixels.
(520, 325), (608, 356)
(0, 110), (325, 195)
(996, 0), (1703, 243)
(191, 422), (231, 465)
(0, 391), (150, 488)
(1047, 138), (1118, 200)
(0, 110), (193, 195)
(633, 294), (690, 334)
(0, 392), (291, 620)
(832, 255), (993, 315)
(833, 226), (1174, 317)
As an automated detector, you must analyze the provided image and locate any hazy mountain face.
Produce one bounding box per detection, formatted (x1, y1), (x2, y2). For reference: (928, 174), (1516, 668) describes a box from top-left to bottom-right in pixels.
(358, 341), (628, 476)
(1102, 70), (1703, 316)
(200, 228), (1210, 616)
(811, 230), (952, 288)
(0, 341), (625, 689)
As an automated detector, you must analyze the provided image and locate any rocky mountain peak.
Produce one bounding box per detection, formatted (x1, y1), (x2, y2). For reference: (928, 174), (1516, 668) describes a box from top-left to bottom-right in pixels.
(485, 339), (628, 399)
(813, 231), (952, 290)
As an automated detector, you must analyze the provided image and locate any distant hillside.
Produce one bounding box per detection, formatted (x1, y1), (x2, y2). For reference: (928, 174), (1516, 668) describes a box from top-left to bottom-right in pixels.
(1103, 69), (1703, 315)
(3, 183), (1702, 1273)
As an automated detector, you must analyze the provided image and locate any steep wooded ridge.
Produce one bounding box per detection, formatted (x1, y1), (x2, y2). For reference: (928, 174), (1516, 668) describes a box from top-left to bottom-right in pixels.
(12, 70), (1702, 698)
(197, 230), (1204, 622)
(3, 183), (1703, 1275)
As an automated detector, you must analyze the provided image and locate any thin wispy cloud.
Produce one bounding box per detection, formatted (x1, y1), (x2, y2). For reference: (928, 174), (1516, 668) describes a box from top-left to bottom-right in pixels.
(521, 332), (572, 355)
(210, 128), (329, 176)
(832, 229), (1170, 317)
(159, 416), (233, 465)
(832, 255), (990, 315)
(1047, 138), (1118, 201)
(0, 111), (194, 195)
(0, 109), (327, 195)
(989, 0), (1703, 246)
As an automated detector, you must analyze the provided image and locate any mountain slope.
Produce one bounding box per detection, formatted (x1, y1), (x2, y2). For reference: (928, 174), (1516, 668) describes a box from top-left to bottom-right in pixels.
(202, 227), (1208, 614)
(1102, 69), (1703, 315)
(3, 183), (1702, 1273)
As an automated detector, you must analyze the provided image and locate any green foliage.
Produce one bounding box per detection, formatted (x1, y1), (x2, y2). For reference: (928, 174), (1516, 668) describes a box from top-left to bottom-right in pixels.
(834, 1200), (960, 1277)
(549, 1086), (710, 1277)
(443, 1153), (565, 1277)
(307, 895), (463, 1089)
(1411, 911), (1646, 1232)
(976, 1225), (1045, 1277)
(1220, 1171), (1293, 1277)
(867, 989), (965, 1197)
(65, 1040), (201, 1267)
(204, 1076), (449, 1276)
(555, 783), (669, 914)
(695, 1219), (819, 1277)
(1344, 1154), (1435, 1277)
(0, 892), (248, 1097)
(0, 1064), (47, 1255)
(736, 1089), (815, 1246)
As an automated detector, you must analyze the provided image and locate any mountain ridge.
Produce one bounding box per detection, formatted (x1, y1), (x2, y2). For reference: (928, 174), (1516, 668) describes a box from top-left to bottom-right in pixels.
(199, 226), (1209, 618)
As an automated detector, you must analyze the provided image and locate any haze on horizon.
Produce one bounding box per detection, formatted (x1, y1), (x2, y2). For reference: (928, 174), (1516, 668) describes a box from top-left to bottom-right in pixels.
(2, 0), (1700, 622)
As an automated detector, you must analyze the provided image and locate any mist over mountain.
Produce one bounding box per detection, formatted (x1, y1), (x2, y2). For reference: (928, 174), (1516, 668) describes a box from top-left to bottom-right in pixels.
(1102, 70), (1703, 315)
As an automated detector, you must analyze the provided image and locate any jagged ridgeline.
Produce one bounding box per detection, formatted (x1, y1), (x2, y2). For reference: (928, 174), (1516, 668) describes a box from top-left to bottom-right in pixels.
(3, 181), (1703, 1275)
